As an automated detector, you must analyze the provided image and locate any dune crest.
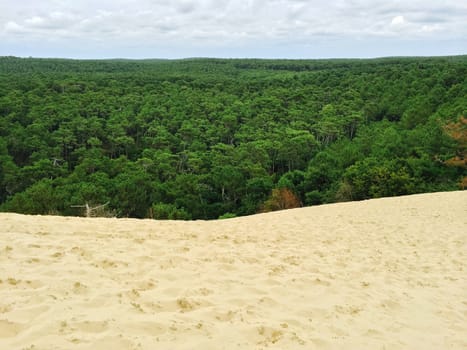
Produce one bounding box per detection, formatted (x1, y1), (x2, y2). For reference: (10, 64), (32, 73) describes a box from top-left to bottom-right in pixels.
(1, 191), (466, 349)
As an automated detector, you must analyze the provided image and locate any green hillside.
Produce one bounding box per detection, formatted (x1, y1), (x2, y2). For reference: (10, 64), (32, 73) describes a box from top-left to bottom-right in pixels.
(0, 56), (465, 219)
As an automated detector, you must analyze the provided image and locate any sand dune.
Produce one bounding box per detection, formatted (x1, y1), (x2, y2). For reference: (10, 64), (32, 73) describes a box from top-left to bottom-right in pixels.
(0, 191), (466, 349)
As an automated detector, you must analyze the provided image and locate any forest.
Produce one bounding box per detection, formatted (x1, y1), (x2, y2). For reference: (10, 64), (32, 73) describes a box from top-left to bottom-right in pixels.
(0, 56), (465, 219)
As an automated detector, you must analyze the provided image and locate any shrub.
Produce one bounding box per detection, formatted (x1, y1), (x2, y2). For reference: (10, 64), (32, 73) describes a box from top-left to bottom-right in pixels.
(261, 188), (301, 212)
(218, 213), (237, 219)
(150, 203), (191, 220)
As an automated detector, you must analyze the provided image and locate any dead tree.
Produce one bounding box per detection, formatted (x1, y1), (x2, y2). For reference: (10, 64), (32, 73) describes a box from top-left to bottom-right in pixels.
(71, 202), (110, 218)
(50, 158), (64, 167)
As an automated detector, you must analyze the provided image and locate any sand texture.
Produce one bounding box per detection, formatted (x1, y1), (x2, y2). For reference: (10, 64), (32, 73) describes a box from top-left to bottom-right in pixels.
(0, 191), (466, 349)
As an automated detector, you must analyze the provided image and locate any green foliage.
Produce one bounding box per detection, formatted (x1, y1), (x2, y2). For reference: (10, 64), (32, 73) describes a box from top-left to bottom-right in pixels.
(218, 213), (237, 219)
(2, 179), (60, 215)
(151, 203), (191, 220)
(0, 56), (465, 219)
(339, 158), (416, 200)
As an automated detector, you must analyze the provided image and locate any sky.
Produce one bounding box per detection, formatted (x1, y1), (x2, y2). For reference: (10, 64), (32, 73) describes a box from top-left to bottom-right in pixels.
(0, 0), (466, 59)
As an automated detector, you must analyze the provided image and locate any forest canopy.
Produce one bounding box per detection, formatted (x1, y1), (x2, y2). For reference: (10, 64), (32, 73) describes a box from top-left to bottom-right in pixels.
(0, 56), (465, 219)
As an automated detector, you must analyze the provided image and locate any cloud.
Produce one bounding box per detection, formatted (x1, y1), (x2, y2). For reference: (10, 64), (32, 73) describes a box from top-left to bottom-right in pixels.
(175, 0), (197, 14)
(0, 0), (466, 58)
(4, 21), (25, 34)
(421, 24), (442, 33)
(391, 15), (406, 26)
(24, 16), (45, 26)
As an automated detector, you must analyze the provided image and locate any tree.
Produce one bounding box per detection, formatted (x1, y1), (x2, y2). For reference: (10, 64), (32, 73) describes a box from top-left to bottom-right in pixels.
(150, 203), (191, 220)
(339, 158), (416, 201)
(0, 139), (18, 202)
(2, 179), (60, 215)
(112, 168), (153, 218)
(0, 56), (464, 219)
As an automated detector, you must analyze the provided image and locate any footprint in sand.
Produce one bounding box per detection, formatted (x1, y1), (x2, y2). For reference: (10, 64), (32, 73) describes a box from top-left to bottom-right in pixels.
(311, 277), (331, 286)
(124, 288), (141, 301)
(197, 288), (213, 296)
(99, 259), (120, 269)
(365, 328), (382, 336)
(0, 319), (23, 338)
(258, 297), (280, 307)
(269, 265), (286, 276)
(69, 246), (93, 261)
(215, 310), (237, 322)
(380, 299), (400, 309)
(133, 279), (157, 291)
(257, 326), (284, 345)
(72, 281), (88, 295)
(1, 278), (43, 290)
(283, 256), (301, 266)
(72, 320), (110, 333)
(177, 298), (200, 313)
(0, 304), (12, 313)
(51, 251), (64, 258)
(334, 304), (363, 315)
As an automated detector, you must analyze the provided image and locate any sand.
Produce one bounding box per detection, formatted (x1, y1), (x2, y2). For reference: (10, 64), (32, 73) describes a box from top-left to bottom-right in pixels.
(0, 191), (466, 349)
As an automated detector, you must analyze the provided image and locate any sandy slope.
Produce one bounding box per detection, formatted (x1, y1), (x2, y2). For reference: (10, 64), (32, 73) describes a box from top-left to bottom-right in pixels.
(0, 191), (466, 350)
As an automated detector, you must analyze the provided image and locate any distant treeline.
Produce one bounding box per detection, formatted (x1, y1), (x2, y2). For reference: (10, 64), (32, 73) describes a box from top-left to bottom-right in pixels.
(0, 56), (465, 219)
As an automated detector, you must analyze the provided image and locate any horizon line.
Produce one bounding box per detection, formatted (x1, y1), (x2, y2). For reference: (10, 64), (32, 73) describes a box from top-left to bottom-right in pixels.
(2, 53), (467, 61)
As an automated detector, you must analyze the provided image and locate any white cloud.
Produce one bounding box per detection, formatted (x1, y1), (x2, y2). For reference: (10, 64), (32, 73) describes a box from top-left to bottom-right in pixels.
(24, 16), (45, 26)
(0, 0), (466, 58)
(420, 24), (442, 33)
(4, 21), (24, 33)
(391, 15), (406, 26)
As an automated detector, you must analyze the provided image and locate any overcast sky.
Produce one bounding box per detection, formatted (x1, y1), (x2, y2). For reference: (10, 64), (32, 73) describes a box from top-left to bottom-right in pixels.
(1, 0), (466, 59)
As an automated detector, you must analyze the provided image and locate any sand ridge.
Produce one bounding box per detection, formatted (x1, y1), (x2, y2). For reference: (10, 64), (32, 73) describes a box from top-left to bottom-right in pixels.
(0, 191), (466, 349)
